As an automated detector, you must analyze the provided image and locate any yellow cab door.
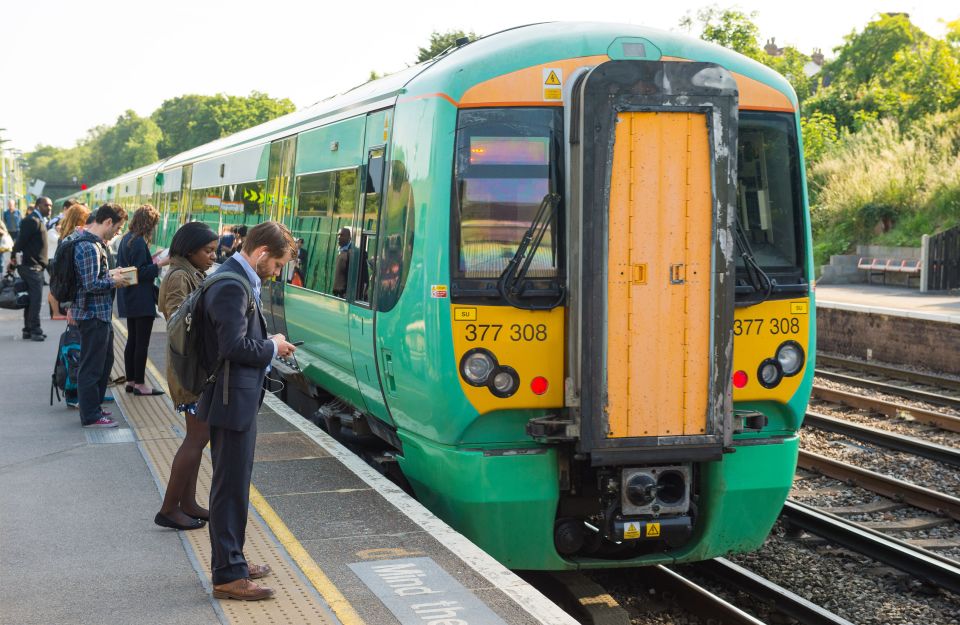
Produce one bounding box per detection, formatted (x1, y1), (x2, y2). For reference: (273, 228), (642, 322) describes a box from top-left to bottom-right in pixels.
(570, 61), (739, 465)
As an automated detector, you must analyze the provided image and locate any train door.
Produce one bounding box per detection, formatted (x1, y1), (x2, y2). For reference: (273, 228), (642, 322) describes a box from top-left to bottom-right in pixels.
(347, 110), (394, 425)
(568, 61), (738, 464)
(262, 136), (297, 335)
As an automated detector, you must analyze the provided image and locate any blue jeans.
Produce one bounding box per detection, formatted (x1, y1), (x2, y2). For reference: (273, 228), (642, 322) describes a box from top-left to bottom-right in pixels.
(77, 318), (114, 425)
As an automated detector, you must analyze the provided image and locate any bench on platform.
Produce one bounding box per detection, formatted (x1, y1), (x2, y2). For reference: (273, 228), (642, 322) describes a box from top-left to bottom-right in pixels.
(857, 257), (922, 286)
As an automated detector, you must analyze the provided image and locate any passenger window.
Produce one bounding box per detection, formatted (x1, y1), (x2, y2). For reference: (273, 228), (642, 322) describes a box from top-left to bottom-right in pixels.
(376, 158), (415, 312)
(356, 148), (385, 305)
(291, 168), (359, 295)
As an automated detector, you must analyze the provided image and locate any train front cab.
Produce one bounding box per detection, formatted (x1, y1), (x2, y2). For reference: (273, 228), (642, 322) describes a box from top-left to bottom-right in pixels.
(403, 56), (812, 570)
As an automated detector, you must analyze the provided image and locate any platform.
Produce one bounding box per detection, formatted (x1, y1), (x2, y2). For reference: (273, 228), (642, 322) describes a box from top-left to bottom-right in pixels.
(0, 303), (576, 625)
(814, 284), (960, 375)
(816, 284), (960, 324)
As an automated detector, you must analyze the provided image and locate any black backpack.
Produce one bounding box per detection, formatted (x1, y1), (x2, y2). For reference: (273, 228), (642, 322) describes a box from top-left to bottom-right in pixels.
(50, 238), (81, 304)
(166, 272), (254, 402)
(51, 325), (82, 405)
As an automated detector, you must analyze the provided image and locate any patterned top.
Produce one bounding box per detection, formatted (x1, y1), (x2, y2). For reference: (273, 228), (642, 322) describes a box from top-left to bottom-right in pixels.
(72, 234), (115, 322)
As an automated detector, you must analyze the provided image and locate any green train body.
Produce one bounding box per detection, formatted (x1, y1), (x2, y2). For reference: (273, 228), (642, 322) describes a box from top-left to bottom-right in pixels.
(65, 23), (814, 570)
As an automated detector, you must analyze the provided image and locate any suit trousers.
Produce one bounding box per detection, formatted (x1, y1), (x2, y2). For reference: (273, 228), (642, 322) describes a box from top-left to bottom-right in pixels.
(17, 264), (43, 334)
(208, 420), (257, 585)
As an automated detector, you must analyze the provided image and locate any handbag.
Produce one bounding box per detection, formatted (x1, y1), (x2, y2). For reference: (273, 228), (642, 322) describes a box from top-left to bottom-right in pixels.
(0, 271), (28, 310)
(0, 231), (12, 253)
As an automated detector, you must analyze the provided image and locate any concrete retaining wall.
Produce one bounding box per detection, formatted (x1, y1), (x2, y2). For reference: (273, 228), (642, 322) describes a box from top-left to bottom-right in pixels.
(817, 306), (960, 375)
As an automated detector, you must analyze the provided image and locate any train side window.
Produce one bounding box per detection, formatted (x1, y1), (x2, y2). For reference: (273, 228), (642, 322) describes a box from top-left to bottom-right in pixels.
(355, 147), (385, 306)
(376, 158), (415, 312)
(292, 168), (359, 295)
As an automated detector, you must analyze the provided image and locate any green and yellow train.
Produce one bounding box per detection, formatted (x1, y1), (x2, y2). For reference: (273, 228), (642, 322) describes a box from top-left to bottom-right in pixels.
(64, 22), (814, 570)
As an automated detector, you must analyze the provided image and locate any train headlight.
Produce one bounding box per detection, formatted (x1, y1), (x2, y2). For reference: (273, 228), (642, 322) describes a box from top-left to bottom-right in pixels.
(490, 367), (519, 398)
(776, 341), (805, 377)
(461, 349), (496, 386)
(757, 358), (783, 389)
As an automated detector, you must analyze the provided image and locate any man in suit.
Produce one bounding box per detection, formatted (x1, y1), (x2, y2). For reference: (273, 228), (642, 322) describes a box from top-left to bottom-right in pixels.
(196, 221), (296, 601)
(332, 227), (351, 297)
(8, 197), (52, 340)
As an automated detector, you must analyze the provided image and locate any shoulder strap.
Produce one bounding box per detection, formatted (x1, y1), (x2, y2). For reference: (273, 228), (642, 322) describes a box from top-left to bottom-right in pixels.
(200, 272), (255, 315)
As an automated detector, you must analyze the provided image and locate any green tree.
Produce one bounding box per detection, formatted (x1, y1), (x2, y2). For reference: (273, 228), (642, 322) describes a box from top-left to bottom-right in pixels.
(799, 111), (839, 165)
(152, 91), (295, 158)
(680, 7), (815, 102)
(802, 14), (959, 130)
(152, 94), (221, 159)
(416, 29), (477, 63)
(680, 6), (762, 59)
(83, 111), (161, 181)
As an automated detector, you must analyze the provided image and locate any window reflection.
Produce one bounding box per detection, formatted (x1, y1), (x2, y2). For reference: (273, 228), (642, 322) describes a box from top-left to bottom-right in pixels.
(736, 113), (803, 273)
(453, 108), (562, 280)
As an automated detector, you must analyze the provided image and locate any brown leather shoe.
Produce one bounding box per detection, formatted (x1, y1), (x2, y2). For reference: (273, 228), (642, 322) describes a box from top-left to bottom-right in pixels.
(212, 578), (275, 601)
(248, 563), (272, 580)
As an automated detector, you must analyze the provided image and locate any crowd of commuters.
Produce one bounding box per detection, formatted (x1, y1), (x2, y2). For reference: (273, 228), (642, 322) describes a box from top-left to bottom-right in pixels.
(4, 198), (297, 601)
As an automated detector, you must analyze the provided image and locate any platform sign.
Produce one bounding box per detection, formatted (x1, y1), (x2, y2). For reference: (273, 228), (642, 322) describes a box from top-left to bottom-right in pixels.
(543, 68), (562, 101)
(350, 557), (508, 625)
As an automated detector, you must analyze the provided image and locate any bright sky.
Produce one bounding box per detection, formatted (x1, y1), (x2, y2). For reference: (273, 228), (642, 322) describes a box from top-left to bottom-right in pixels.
(0, 0), (954, 152)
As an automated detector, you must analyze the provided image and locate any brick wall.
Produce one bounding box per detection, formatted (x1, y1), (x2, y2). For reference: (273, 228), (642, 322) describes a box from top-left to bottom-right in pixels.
(817, 308), (960, 375)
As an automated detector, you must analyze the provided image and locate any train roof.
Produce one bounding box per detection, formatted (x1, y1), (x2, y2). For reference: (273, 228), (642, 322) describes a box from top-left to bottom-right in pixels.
(64, 21), (798, 202)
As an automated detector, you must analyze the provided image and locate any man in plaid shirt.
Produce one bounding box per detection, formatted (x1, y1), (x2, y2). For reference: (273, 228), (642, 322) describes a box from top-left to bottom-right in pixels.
(70, 204), (133, 428)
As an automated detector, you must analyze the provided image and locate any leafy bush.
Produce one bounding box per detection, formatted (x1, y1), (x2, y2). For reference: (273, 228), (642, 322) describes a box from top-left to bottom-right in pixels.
(809, 109), (960, 261)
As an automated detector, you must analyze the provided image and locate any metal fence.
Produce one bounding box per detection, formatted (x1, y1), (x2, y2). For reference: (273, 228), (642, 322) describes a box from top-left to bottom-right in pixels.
(927, 225), (960, 291)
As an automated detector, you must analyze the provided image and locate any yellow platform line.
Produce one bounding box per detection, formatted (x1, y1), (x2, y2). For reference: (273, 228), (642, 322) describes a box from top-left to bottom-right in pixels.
(113, 319), (365, 625)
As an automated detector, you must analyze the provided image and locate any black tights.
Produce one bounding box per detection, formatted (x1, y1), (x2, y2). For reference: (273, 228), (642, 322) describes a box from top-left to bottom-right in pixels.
(124, 316), (154, 385)
(159, 410), (210, 522)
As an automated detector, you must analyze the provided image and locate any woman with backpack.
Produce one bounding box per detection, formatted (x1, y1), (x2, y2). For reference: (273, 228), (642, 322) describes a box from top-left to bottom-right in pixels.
(47, 204), (91, 322)
(116, 205), (170, 396)
(155, 221), (218, 530)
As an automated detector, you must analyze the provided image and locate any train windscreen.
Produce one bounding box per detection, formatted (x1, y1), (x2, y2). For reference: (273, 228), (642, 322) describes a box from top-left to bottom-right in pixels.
(735, 111), (807, 297)
(452, 108), (563, 282)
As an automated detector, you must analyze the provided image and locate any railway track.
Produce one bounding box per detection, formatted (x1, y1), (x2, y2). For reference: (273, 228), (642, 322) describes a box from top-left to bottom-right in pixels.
(817, 354), (960, 393)
(803, 410), (960, 467)
(781, 500), (960, 595)
(796, 449), (960, 521)
(810, 385), (960, 433)
(816, 354), (960, 412)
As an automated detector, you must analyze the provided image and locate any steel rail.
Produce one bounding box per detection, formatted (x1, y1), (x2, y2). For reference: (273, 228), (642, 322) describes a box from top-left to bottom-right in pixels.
(803, 411), (960, 467)
(781, 500), (960, 595)
(796, 450), (960, 521)
(634, 565), (766, 625)
(811, 385), (960, 434)
(817, 354), (960, 393)
(696, 558), (856, 625)
(815, 369), (960, 411)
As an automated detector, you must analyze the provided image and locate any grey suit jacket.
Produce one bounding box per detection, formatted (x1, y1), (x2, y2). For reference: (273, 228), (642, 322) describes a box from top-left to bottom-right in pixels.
(195, 257), (273, 431)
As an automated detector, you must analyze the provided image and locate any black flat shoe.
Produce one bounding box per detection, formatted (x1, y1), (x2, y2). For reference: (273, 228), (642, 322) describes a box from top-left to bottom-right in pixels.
(125, 385), (134, 393)
(154, 512), (205, 531)
(187, 512), (210, 522)
(133, 388), (165, 396)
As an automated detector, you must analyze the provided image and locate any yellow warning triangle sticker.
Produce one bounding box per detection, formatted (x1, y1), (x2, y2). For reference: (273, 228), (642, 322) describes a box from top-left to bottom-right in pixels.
(544, 70), (561, 86)
(646, 522), (661, 538)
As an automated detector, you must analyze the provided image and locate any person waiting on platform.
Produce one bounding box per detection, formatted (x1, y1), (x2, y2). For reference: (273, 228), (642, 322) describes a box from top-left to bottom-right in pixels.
(9, 197), (53, 341)
(117, 205), (171, 396)
(154, 222), (219, 532)
(196, 221), (296, 601)
(70, 204), (132, 428)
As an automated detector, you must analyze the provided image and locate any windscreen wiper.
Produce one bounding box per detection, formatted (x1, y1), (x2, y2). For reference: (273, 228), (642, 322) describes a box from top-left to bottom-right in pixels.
(734, 216), (773, 305)
(498, 192), (565, 310)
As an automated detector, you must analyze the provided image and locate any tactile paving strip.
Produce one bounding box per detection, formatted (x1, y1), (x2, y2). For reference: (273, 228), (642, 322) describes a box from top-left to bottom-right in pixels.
(110, 322), (344, 625)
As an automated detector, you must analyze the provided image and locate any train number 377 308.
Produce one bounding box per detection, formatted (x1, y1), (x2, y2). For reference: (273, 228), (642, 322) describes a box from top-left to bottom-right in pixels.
(464, 324), (548, 342)
(734, 317), (800, 336)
